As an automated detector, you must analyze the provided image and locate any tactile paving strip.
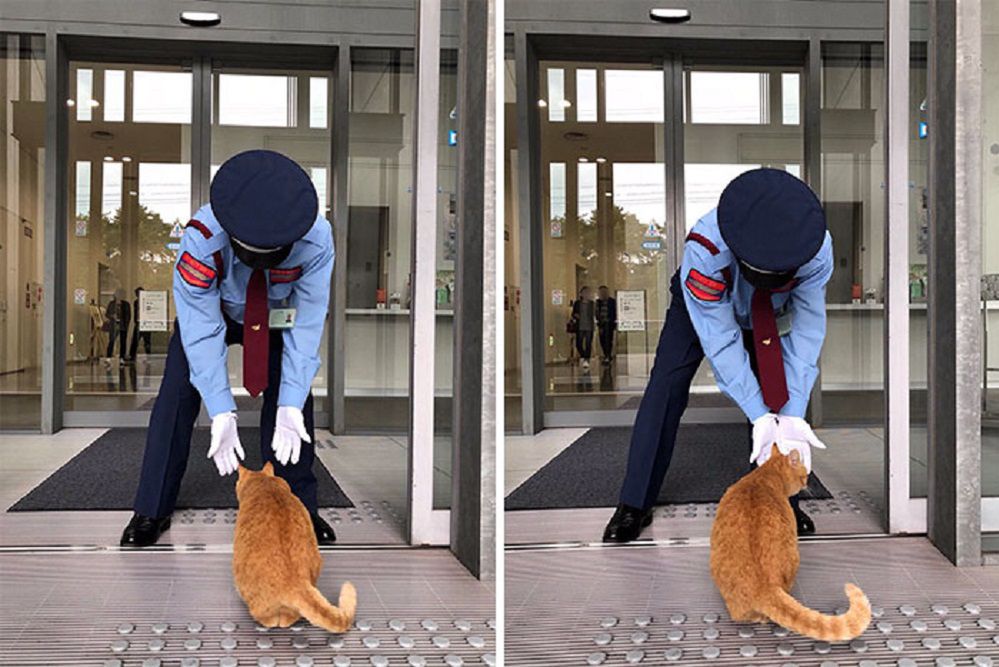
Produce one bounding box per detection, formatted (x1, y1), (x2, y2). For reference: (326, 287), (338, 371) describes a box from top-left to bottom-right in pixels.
(1, 550), (494, 665)
(101, 616), (496, 666)
(506, 537), (999, 666)
(657, 491), (879, 521)
(174, 501), (403, 528)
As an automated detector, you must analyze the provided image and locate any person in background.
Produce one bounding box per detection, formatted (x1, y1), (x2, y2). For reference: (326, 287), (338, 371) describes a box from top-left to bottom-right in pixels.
(572, 285), (596, 371)
(596, 285), (617, 364)
(105, 288), (130, 362)
(128, 287), (152, 361)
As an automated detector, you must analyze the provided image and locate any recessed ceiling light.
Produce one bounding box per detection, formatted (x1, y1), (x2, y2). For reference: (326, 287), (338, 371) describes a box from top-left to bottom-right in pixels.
(180, 11), (222, 27)
(65, 99), (75, 107)
(88, 99), (100, 107)
(578, 157), (589, 163)
(129, 190), (138, 196)
(650, 8), (692, 23)
(121, 156), (132, 163)
(562, 100), (572, 108)
(103, 156), (113, 162)
(537, 99), (548, 108)
(595, 157), (607, 163)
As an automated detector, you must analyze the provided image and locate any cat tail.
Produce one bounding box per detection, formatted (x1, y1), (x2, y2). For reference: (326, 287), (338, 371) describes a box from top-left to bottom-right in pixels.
(759, 583), (872, 642)
(291, 581), (357, 634)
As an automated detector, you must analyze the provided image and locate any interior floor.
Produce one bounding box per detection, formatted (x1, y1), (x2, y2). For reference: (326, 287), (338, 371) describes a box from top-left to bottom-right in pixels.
(506, 537), (999, 666)
(0, 429), (452, 547)
(505, 427), (903, 545)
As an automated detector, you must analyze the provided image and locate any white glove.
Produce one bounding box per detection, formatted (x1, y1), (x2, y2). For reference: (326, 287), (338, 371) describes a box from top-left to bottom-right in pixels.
(775, 416), (826, 473)
(272, 406), (311, 466)
(207, 411), (245, 476)
(749, 413), (780, 467)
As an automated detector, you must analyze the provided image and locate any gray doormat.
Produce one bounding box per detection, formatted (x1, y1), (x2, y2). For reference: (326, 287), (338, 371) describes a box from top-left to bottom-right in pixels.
(8, 427), (353, 511)
(505, 425), (832, 510)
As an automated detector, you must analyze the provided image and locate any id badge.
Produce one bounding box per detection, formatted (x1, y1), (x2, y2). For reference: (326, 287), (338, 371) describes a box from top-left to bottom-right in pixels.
(269, 308), (297, 329)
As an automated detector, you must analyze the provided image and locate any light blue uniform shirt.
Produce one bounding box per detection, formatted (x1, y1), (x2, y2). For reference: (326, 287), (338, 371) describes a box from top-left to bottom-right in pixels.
(680, 208), (833, 421)
(173, 203), (334, 418)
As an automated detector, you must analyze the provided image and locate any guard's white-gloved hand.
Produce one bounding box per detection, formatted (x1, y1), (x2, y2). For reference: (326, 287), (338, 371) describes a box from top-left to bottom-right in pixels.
(272, 406), (311, 466)
(749, 413), (780, 467)
(775, 416), (826, 473)
(207, 411), (245, 476)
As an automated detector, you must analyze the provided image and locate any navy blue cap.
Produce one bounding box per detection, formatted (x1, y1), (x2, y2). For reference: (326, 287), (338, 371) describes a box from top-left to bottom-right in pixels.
(717, 168), (826, 273)
(210, 150), (318, 249)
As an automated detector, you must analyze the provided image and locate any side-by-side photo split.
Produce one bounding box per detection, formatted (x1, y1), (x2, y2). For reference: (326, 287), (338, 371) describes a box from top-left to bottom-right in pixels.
(1, 1), (998, 666)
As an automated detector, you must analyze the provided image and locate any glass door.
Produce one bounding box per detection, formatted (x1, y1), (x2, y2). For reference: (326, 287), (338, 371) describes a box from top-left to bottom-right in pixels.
(538, 59), (670, 415)
(65, 59), (193, 415)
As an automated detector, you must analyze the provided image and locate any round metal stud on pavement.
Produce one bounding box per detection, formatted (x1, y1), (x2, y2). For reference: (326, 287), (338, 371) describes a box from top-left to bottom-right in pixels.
(398, 636), (416, 649)
(407, 656), (427, 667)
(220, 622), (236, 633)
(220, 658), (238, 667)
(740, 645), (758, 658)
(702, 627), (719, 641)
(634, 616), (652, 627)
(624, 649), (644, 664)
(443, 655), (464, 667)
(110, 640), (129, 653)
(630, 631), (648, 644)
(599, 617), (618, 628)
(117, 624), (134, 635)
(467, 636), (486, 648)
(593, 632), (611, 646)
(586, 652), (606, 665)
(389, 619), (406, 632)
(702, 646), (720, 660)
(369, 656), (389, 667)
(332, 657), (351, 667)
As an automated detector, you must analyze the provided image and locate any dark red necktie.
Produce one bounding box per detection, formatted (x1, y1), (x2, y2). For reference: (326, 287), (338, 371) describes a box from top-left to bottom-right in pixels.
(751, 288), (789, 412)
(243, 268), (269, 396)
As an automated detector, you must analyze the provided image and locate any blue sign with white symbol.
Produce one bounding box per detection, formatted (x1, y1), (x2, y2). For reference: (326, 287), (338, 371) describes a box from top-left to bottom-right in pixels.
(448, 130), (458, 146)
(641, 240), (662, 251)
(167, 242), (181, 251)
(919, 121), (927, 139)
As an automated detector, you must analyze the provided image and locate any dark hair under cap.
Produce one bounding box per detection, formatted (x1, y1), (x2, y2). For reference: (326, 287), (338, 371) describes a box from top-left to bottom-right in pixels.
(210, 149), (318, 249)
(717, 168), (826, 274)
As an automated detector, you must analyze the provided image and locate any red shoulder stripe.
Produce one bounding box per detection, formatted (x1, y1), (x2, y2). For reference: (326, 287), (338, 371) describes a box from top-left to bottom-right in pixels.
(178, 264), (211, 288)
(179, 251), (216, 280)
(269, 266), (303, 284)
(689, 268), (726, 292)
(685, 278), (721, 302)
(185, 219), (213, 239)
(686, 232), (719, 255)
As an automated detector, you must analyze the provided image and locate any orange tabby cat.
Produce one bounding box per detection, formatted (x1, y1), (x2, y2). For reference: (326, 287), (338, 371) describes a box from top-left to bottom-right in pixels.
(710, 445), (871, 641)
(233, 463), (356, 632)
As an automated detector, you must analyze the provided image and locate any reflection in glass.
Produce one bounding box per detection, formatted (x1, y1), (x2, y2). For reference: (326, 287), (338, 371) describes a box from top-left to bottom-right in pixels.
(212, 66), (333, 403)
(605, 70), (663, 122)
(0, 34), (46, 430)
(689, 71), (766, 124)
(65, 62), (192, 411)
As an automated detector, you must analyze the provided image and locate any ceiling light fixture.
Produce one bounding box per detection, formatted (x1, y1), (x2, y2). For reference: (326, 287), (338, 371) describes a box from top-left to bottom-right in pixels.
(121, 156), (132, 163)
(537, 99), (548, 108)
(562, 100), (572, 108)
(650, 8), (692, 23)
(103, 156), (113, 162)
(595, 157), (607, 163)
(180, 11), (222, 27)
(66, 99), (75, 107)
(578, 157), (589, 163)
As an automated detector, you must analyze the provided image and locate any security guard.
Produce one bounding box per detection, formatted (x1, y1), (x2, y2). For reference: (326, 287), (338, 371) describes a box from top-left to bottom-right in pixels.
(121, 149), (336, 547)
(604, 168), (832, 543)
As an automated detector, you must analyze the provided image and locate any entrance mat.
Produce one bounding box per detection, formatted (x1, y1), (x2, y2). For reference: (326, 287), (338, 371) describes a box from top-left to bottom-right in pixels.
(505, 424), (832, 510)
(9, 427), (353, 511)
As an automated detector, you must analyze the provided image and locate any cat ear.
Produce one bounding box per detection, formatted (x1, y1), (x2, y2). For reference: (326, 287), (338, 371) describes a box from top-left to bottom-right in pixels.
(789, 448), (802, 466)
(237, 465), (248, 479)
(262, 461), (275, 476)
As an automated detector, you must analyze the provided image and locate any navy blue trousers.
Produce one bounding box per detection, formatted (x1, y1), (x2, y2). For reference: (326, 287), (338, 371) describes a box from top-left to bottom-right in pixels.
(619, 271), (802, 512)
(132, 318), (318, 518)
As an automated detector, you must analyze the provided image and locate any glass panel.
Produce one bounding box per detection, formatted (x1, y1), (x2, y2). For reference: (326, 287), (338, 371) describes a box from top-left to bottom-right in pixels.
(782, 72), (800, 125)
(688, 71), (766, 124)
(218, 73), (293, 127)
(540, 60), (666, 412)
(909, 18), (930, 499)
(345, 48), (414, 432)
(605, 70), (663, 122)
(683, 67), (803, 404)
(433, 41), (459, 509)
(103, 70), (125, 123)
(983, 1), (999, 513)
(576, 69), (597, 122)
(132, 71), (191, 124)
(546, 67), (566, 122)
(211, 65), (333, 408)
(0, 34), (46, 431)
(503, 51), (522, 431)
(65, 62), (191, 411)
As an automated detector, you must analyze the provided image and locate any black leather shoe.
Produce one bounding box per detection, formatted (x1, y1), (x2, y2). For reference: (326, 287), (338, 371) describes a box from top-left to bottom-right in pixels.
(602, 504), (653, 543)
(310, 512), (337, 545)
(120, 513), (171, 547)
(794, 505), (816, 535)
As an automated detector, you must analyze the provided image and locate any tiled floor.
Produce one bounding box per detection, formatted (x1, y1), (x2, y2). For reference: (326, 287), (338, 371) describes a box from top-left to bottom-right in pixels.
(505, 426), (890, 544)
(506, 537), (999, 665)
(0, 549), (495, 665)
